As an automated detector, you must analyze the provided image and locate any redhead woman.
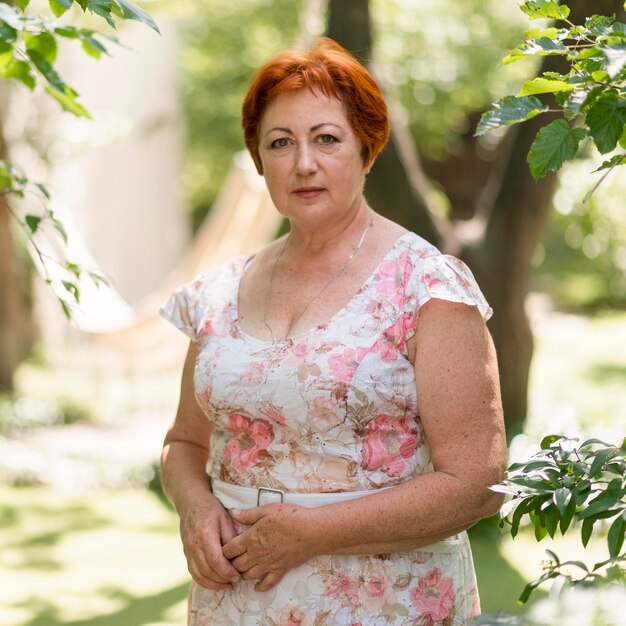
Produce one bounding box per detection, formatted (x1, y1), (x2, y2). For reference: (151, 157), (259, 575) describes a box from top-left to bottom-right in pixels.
(159, 38), (507, 625)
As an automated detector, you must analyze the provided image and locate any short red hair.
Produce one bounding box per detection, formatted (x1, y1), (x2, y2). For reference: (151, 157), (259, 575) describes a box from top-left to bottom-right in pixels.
(242, 38), (390, 174)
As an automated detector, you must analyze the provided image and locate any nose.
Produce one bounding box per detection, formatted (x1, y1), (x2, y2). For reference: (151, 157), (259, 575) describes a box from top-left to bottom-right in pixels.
(295, 144), (317, 175)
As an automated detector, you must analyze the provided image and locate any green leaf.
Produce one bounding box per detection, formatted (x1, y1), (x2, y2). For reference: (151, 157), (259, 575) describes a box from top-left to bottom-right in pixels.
(519, 77), (575, 96)
(581, 517), (595, 547)
(544, 505), (559, 538)
(27, 48), (65, 92)
(0, 4), (25, 31)
(66, 261), (81, 278)
(1, 59), (36, 89)
(25, 214), (41, 233)
(586, 91), (626, 154)
(503, 37), (568, 65)
(599, 41), (626, 79)
(85, 0), (116, 29)
(59, 298), (72, 319)
(45, 85), (91, 118)
(585, 15), (615, 37)
(88, 270), (108, 287)
(80, 32), (108, 58)
(15, 0), (30, 10)
(560, 492), (577, 534)
(61, 280), (80, 301)
(520, 1), (570, 21)
(527, 119), (587, 180)
(24, 32), (58, 64)
(55, 26), (80, 39)
(540, 435), (563, 450)
(0, 23), (18, 44)
(48, 0), (73, 18)
(553, 487), (572, 515)
(112, 0), (159, 33)
(35, 182), (50, 200)
(475, 96), (549, 136)
(589, 447), (619, 477)
(608, 514), (626, 558)
(49, 211), (68, 243)
(518, 571), (557, 604)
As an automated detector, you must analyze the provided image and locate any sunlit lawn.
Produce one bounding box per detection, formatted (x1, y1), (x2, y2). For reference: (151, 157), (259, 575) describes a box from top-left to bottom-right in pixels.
(0, 488), (189, 626)
(1, 308), (624, 625)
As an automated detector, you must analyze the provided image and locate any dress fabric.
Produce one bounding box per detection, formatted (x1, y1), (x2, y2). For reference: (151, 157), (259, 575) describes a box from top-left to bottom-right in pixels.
(160, 232), (492, 626)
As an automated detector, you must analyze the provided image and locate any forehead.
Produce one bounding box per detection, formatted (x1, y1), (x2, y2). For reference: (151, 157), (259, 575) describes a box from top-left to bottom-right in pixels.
(260, 89), (349, 130)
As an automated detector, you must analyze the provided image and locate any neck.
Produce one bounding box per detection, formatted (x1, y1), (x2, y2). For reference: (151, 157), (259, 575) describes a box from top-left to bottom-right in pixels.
(284, 200), (374, 257)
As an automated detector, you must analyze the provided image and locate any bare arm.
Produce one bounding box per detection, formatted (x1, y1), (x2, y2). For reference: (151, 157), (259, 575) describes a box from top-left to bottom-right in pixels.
(224, 299), (507, 587)
(161, 343), (241, 589)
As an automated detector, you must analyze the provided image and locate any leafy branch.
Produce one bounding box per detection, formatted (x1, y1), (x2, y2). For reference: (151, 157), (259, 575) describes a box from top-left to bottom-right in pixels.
(475, 0), (626, 190)
(0, 0), (158, 318)
(492, 434), (626, 603)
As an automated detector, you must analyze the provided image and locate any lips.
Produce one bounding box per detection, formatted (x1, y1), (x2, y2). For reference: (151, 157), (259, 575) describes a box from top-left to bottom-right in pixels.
(293, 186), (324, 198)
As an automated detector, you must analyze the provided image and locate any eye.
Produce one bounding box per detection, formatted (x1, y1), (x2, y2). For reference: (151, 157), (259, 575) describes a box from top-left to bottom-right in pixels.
(317, 134), (338, 145)
(270, 137), (290, 149)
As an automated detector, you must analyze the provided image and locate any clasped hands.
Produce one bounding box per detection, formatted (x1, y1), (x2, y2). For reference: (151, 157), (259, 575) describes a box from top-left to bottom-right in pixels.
(182, 500), (313, 593)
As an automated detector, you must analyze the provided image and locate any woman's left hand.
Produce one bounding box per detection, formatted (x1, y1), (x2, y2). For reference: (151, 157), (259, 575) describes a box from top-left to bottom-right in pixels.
(222, 504), (313, 591)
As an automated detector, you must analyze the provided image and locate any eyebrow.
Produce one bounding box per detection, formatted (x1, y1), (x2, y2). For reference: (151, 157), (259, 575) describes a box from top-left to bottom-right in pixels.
(264, 122), (343, 137)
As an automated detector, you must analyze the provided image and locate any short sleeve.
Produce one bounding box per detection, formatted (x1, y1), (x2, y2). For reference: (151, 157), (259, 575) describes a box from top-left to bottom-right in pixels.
(159, 276), (205, 343)
(413, 253), (493, 322)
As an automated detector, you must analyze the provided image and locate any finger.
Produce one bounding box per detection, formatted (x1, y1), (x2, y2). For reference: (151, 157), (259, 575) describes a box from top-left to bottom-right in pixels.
(222, 535), (246, 561)
(204, 535), (241, 583)
(240, 565), (266, 581)
(229, 507), (264, 525)
(188, 561), (232, 591)
(184, 544), (231, 584)
(230, 552), (254, 573)
(254, 571), (284, 592)
(219, 512), (238, 544)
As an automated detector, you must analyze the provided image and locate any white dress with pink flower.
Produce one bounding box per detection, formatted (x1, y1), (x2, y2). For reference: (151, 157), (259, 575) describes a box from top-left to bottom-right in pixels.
(160, 231), (492, 626)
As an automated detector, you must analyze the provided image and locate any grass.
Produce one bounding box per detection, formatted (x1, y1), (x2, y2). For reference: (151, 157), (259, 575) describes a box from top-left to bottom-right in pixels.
(0, 487), (189, 626)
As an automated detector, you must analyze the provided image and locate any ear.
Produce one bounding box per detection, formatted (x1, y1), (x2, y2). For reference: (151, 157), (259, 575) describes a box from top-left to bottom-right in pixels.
(364, 157), (376, 175)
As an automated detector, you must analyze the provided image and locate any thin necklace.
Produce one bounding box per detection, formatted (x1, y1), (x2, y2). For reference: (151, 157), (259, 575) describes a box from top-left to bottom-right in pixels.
(263, 210), (375, 343)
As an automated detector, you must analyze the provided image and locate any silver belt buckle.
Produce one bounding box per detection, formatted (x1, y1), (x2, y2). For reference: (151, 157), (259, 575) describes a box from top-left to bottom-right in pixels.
(256, 486), (284, 506)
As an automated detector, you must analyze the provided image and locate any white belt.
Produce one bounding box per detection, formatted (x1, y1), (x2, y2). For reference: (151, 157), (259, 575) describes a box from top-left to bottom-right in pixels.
(210, 478), (391, 509)
(210, 479), (466, 555)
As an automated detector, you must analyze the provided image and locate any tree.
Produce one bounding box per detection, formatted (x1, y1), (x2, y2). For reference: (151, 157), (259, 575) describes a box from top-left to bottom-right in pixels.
(328, 0), (626, 436)
(0, 0), (158, 391)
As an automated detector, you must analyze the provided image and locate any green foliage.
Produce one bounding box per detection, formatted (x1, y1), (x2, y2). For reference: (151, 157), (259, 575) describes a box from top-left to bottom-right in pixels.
(0, 0), (156, 320)
(493, 435), (626, 603)
(527, 119), (586, 178)
(477, 1), (626, 185)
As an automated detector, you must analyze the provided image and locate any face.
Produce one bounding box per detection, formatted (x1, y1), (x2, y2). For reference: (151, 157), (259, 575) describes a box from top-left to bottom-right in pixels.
(257, 89), (371, 228)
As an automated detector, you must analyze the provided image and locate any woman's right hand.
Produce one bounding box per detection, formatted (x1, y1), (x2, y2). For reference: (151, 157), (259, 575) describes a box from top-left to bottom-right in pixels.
(179, 491), (241, 591)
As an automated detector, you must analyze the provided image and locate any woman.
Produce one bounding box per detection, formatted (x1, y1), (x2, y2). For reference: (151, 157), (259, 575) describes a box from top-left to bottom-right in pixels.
(160, 38), (507, 625)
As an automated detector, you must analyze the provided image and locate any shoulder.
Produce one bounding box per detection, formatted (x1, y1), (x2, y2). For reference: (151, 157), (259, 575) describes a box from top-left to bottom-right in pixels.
(394, 232), (493, 322)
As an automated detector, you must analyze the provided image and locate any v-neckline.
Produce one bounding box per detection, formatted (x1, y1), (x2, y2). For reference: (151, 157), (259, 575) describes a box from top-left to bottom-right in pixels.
(232, 231), (413, 346)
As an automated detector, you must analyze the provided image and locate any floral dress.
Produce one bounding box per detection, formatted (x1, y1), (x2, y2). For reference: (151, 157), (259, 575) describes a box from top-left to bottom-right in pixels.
(160, 231), (492, 626)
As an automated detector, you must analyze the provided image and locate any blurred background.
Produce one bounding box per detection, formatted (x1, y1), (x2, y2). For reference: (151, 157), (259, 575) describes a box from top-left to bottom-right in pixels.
(1, 0), (625, 624)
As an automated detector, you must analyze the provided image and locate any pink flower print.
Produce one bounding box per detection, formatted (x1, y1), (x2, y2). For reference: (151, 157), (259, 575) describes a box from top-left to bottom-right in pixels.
(311, 396), (339, 421)
(471, 596), (481, 617)
(223, 414), (274, 472)
(325, 574), (360, 608)
(328, 347), (368, 384)
(372, 318), (408, 363)
(258, 400), (286, 426)
(198, 318), (213, 338)
(362, 415), (417, 477)
(410, 567), (455, 623)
